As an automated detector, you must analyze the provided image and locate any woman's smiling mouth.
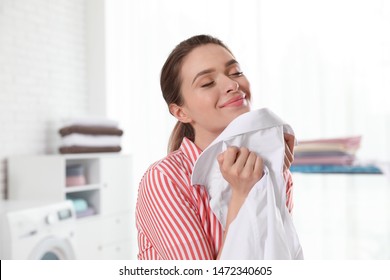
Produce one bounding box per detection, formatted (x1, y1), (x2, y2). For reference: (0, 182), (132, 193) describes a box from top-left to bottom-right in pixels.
(220, 94), (247, 108)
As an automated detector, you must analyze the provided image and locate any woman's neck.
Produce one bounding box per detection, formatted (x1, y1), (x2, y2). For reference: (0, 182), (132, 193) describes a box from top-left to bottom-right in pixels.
(194, 131), (220, 151)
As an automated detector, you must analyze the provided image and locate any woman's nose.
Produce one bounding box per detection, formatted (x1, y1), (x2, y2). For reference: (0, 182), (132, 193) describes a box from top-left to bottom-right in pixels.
(223, 76), (239, 93)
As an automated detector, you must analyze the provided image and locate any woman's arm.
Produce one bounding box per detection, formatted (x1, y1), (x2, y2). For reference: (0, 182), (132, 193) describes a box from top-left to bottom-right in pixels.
(136, 168), (215, 260)
(216, 146), (264, 259)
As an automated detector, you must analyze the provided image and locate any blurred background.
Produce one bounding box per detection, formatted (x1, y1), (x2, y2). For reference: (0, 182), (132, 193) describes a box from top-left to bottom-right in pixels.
(0, 0), (389, 260)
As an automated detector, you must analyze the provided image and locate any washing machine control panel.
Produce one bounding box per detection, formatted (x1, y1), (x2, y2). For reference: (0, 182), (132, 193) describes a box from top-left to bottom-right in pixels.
(57, 208), (73, 221)
(6, 201), (76, 240)
(45, 213), (58, 225)
(45, 208), (72, 225)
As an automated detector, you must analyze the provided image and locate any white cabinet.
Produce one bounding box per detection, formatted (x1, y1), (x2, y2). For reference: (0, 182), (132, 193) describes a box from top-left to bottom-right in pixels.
(7, 153), (135, 259)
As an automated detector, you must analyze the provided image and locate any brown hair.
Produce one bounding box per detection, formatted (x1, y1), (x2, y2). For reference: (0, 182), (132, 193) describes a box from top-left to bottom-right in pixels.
(160, 35), (233, 153)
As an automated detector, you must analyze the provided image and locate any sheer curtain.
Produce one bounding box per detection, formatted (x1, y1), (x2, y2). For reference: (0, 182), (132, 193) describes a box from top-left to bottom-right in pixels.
(105, 0), (264, 191)
(104, 0), (390, 259)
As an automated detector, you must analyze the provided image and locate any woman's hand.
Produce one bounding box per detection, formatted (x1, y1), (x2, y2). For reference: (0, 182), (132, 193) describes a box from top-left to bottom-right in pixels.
(217, 146), (264, 198)
(284, 133), (295, 172)
(216, 146), (264, 259)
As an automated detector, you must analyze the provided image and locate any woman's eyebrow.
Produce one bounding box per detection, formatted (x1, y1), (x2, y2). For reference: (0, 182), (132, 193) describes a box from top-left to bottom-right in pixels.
(192, 68), (215, 85)
(225, 59), (239, 68)
(191, 59), (239, 85)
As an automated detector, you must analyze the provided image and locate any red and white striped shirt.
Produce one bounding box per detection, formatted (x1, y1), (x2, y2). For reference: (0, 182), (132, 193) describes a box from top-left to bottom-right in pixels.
(136, 137), (294, 260)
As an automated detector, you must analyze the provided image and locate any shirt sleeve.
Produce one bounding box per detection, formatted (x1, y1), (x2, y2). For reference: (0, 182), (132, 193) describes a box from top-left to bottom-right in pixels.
(136, 167), (214, 260)
(284, 169), (294, 213)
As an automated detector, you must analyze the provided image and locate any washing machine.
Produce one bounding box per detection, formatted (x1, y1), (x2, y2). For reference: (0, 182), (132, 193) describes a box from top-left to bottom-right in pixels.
(0, 200), (76, 260)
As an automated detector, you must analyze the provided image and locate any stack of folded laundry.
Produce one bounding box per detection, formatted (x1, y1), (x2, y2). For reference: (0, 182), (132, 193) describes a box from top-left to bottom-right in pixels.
(293, 136), (361, 165)
(291, 136), (382, 174)
(66, 196), (95, 219)
(66, 164), (86, 187)
(58, 117), (123, 154)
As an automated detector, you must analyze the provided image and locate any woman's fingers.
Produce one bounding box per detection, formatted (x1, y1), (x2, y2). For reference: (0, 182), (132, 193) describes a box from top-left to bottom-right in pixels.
(233, 147), (250, 173)
(217, 146), (264, 196)
(254, 155), (264, 178)
(218, 146), (263, 180)
(284, 142), (294, 171)
(284, 133), (295, 155)
(223, 146), (240, 167)
(283, 134), (295, 171)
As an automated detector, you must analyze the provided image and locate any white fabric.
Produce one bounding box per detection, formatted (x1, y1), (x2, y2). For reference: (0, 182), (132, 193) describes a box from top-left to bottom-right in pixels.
(60, 133), (122, 147)
(191, 108), (303, 259)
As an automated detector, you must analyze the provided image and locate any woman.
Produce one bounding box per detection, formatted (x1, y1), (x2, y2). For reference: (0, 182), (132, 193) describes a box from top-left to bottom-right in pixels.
(136, 34), (295, 260)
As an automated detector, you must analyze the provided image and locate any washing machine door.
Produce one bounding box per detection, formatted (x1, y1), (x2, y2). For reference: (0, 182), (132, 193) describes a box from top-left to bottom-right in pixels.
(29, 237), (76, 260)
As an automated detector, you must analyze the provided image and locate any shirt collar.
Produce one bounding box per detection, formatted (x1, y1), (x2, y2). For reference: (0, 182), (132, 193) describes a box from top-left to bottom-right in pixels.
(179, 137), (203, 167)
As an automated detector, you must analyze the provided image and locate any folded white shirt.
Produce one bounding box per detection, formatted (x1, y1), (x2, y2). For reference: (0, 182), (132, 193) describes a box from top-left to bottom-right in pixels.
(191, 108), (303, 259)
(60, 133), (121, 147)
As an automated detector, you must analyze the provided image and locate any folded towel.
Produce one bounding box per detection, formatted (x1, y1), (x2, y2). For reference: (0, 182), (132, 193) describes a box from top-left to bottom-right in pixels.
(292, 155), (355, 165)
(60, 134), (122, 147)
(76, 207), (96, 218)
(68, 198), (88, 212)
(66, 175), (87, 187)
(59, 146), (121, 154)
(296, 135), (361, 147)
(66, 164), (85, 176)
(59, 125), (124, 137)
(294, 136), (361, 154)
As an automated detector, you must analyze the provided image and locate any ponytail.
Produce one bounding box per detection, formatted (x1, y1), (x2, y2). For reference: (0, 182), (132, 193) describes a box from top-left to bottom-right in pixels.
(168, 121), (195, 153)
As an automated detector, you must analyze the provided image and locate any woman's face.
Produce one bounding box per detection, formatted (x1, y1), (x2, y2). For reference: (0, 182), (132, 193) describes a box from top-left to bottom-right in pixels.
(178, 44), (251, 148)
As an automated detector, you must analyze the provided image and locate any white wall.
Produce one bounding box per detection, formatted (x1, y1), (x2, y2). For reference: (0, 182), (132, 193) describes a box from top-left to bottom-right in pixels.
(104, 0), (266, 205)
(105, 0), (390, 203)
(104, 0), (390, 259)
(0, 0), (89, 199)
(255, 0), (390, 162)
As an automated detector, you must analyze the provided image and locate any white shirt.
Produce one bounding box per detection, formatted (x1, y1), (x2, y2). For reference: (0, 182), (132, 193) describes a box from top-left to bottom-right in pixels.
(192, 108), (303, 259)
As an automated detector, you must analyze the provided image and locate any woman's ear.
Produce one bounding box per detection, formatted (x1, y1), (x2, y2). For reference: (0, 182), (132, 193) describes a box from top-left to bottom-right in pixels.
(169, 103), (192, 123)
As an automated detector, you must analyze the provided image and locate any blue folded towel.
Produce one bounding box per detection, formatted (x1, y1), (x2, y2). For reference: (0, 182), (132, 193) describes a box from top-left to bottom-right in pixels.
(68, 198), (88, 212)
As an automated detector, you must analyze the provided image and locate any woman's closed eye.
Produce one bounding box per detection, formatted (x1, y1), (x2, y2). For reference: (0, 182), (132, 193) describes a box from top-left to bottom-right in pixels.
(201, 81), (215, 88)
(229, 71), (243, 77)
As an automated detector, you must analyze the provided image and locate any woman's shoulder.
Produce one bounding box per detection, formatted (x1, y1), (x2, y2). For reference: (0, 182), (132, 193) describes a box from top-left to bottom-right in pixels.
(138, 149), (194, 203)
(140, 149), (189, 184)
(147, 149), (184, 172)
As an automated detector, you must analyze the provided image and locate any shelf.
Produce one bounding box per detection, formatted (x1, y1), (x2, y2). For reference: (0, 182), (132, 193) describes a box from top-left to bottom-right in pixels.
(7, 153), (134, 259)
(66, 189), (100, 219)
(66, 158), (100, 185)
(65, 184), (101, 193)
(290, 164), (383, 174)
(64, 157), (101, 218)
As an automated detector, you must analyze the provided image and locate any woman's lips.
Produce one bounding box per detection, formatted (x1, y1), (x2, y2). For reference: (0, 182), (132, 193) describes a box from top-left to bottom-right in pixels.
(220, 94), (246, 108)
